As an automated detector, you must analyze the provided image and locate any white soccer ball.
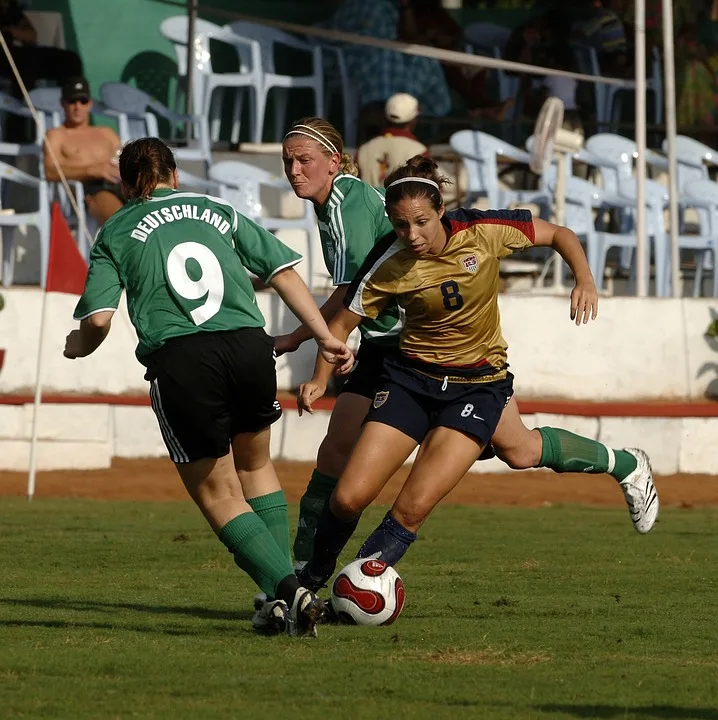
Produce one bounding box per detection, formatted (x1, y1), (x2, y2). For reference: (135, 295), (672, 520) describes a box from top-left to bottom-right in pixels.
(330, 558), (405, 626)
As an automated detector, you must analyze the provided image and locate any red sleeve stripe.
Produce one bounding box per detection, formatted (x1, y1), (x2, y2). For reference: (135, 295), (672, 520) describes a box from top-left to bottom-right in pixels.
(449, 217), (535, 244)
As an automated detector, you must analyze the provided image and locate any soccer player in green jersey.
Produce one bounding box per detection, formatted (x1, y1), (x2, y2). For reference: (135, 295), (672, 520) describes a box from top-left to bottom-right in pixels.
(63, 137), (353, 637)
(276, 117), (403, 569)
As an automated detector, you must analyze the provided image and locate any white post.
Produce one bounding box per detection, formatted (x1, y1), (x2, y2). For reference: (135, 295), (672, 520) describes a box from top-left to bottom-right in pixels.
(27, 290), (49, 501)
(662, 0), (680, 297)
(552, 151), (567, 291)
(635, 0), (648, 297)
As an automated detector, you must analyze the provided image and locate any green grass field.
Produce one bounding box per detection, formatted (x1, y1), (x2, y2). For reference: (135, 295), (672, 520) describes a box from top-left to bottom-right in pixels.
(1, 499), (717, 719)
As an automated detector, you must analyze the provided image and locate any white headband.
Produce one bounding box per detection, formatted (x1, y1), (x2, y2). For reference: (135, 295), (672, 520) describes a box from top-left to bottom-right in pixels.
(284, 125), (339, 156)
(386, 177), (440, 190)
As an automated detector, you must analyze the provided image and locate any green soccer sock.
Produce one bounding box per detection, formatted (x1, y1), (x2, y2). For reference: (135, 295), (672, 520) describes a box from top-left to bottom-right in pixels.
(538, 427), (637, 482)
(218, 512), (295, 598)
(293, 469), (339, 564)
(247, 490), (292, 568)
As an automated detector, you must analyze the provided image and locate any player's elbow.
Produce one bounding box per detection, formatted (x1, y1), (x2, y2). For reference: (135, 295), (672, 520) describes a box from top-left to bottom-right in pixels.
(84, 312), (113, 330)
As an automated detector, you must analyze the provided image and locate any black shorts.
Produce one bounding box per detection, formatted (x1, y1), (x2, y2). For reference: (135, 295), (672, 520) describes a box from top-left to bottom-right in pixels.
(337, 338), (394, 399)
(143, 328), (281, 464)
(365, 356), (513, 449)
(84, 179), (124, 203)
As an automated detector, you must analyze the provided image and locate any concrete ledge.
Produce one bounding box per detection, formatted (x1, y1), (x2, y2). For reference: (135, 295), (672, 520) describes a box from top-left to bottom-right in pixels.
(0, 401), (717, 474)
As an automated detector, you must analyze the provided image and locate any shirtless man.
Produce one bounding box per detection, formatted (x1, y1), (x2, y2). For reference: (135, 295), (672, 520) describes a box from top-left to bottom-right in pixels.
(44, 77), (124, 227)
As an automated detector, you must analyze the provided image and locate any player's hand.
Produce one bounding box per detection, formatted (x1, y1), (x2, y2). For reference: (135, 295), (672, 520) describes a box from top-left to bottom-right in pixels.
(274, 332), (301, 357)
(63, 330), (84, 359)
(570, 280), (598, 326)
(297, 380), (326, 416)
(318, 337), (354, 375)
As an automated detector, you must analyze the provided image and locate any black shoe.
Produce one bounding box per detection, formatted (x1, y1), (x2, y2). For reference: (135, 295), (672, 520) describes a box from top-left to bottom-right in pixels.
(296, 563), (332, 593)
(287, 588), (324, 637)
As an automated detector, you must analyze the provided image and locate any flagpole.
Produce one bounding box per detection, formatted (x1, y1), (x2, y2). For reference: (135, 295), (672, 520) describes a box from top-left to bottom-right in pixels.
(27, 287), (49, 501)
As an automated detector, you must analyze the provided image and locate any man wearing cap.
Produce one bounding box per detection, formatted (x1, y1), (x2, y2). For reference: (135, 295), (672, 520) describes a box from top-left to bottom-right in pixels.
(44, 77), (124, 228)
(356, 93), (429, 188)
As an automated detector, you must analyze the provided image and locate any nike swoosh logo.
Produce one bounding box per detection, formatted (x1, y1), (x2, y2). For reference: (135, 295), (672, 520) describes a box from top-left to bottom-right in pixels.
(472, 415), (485, 421)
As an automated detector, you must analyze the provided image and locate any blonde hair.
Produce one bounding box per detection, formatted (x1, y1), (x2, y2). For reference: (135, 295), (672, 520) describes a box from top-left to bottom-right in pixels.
(284, 117), (358, 177)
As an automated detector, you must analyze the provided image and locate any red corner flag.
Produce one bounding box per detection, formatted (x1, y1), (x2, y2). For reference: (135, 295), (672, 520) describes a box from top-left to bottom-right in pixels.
(46, 202), (88, 294)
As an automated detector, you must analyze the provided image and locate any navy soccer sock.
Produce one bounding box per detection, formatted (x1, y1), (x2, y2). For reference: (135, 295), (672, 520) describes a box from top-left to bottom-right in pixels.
(305, 501), (361, 583)
(356, 511), (417, 566)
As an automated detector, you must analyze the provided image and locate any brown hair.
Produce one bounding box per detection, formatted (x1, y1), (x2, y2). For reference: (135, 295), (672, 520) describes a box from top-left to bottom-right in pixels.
(119, 137), (177, 200)
(384, 155), (450, 212)
(284, 116), (359, 176)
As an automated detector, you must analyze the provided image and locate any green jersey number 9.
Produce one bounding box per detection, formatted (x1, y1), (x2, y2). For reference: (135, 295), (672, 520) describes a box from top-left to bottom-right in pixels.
(167, 242), (225, 325)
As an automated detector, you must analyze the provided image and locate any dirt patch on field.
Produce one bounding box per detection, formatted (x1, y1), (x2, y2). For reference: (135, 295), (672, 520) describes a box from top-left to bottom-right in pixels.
(0, 458), (716, 507)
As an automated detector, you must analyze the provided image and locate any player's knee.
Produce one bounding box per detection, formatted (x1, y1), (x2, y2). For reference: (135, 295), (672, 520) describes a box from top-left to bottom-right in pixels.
(331, 486), (368, 520)
(392, 500), (431, 533)
(495, 445), (538, 470)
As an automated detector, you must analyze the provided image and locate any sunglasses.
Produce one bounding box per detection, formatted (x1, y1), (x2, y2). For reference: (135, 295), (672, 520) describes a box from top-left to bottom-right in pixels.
(65, 97), (90, 105)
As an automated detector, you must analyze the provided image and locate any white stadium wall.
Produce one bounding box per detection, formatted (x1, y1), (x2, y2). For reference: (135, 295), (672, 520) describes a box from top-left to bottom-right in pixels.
(0, 288), (717, 472)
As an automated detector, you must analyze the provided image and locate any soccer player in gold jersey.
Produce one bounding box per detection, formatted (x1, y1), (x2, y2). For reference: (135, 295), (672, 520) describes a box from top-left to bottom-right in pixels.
(296, 155), (659, 592)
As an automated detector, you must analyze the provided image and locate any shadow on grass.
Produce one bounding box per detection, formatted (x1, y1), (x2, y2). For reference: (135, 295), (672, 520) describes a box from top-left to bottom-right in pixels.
(0, 618), (206, 636)
(0, 597), (253, 622)
(536, 705), (718, 719)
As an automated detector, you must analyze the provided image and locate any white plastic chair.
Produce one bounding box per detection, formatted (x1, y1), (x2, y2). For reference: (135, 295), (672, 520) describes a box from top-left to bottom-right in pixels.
(100, 82), (212, 174)
(226, 21), (324, 144)
(306, 25), (357, 148)
(545, 168), (637, 291)
(449, 129), (551, 216)
(464, 22), (517, 106)
(572, 45), (662, 132)
(671, 179), (718, 297)
(160, 16), (264, 145)
(208, 160), (317, 287)
(0, 159), (51, 287)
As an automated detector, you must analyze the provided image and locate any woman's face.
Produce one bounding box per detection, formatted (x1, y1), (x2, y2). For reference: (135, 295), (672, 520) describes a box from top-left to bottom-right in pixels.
(282, 136), (339, 205)
(388, 196), (446, 257)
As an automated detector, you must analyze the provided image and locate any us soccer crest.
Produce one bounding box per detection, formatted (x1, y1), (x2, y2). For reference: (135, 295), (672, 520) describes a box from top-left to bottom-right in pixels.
(373, 390), (389, 408)
(462, 254), (478, 273)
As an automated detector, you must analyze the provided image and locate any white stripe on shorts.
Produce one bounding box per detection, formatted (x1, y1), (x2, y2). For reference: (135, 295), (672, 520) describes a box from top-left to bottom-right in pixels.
(150, 379), (190, 463)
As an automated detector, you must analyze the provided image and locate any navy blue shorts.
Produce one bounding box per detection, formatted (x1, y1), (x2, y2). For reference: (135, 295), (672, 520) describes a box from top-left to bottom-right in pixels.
(337, 338), (395, 399)
(365, 357), (513, 448)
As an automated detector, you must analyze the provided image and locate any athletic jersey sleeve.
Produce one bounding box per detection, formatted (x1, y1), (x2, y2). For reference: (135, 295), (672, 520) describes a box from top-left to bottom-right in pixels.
(330, 182), (392, 285)
(232, 212), (302, 283)
(73, 229), (123, 320)
(488, 209), (536, 258)
(344, 236), (403, 319)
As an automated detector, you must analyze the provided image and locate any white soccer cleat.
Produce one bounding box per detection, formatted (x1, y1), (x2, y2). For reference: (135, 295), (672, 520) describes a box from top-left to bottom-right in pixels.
(251, 599), (288, 635)
(286, 587), (324, 638)
(619, 448), (659, 534)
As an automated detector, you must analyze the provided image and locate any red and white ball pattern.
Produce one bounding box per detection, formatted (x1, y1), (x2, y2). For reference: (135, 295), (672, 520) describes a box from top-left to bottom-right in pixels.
(330, 558), (405, 626)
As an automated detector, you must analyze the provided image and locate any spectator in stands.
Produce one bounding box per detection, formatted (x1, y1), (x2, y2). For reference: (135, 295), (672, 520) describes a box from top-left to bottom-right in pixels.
(356, 93), (428, 187)
(398, 0), (513, 120)
(328, 0), (452, 144)
(44, 77), (124, 228)
(0, 0), (83, 94)
(571, 0), (629, 77)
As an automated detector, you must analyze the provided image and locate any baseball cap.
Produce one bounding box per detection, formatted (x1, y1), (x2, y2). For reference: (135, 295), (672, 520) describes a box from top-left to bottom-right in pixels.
(385, 93), (419, 124)
(61, 77), (91, 103)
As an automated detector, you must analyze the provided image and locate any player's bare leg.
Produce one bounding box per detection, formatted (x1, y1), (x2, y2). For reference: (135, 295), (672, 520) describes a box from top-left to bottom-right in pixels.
(177, 446), (321, 636)
(297, 421), (417, 591)
(294, 392), (371, 567)
(357, 427), (485, 565)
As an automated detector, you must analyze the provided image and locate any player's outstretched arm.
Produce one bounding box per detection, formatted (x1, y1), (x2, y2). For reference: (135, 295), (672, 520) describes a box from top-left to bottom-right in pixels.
(274, 284), (349, 357)
(64, 311), (114, 359)
(298, 307), (362, 416)
(533, 217), (598, 326)
(269, 267), (353, 371)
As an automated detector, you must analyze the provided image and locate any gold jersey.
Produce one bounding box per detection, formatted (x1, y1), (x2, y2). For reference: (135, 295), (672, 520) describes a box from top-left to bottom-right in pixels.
(345, 208), (535, 372)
